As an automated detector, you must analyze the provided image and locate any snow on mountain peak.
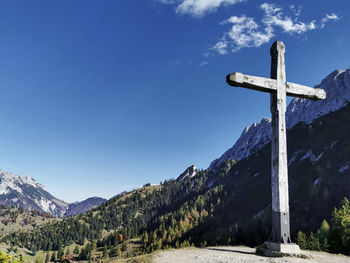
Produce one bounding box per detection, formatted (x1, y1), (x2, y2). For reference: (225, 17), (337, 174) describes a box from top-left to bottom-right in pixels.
(0, 170), (24, 195)
(0, 169), (69, 216)
(0, 169), (106, 217)
(210, 68), (350, 170)
(0, 170), (45, 193)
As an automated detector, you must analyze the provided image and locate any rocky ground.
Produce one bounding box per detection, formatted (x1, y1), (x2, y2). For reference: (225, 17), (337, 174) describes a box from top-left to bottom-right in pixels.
(152, 246), (350, 263)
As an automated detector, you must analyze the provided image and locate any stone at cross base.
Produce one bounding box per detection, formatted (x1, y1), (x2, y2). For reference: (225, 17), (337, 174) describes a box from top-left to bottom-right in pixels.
(226, 41), (326, 256)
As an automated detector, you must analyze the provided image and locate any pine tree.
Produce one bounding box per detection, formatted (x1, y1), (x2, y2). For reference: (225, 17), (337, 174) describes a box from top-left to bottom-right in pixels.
(296, 231), (308, 250)
(329, 198), (350, 254)
(73, 245), (80, 255)
(57, 247), (64, 259)
(103, 245), (108, 259)
(122, 242), (127, 252)
(152, 230), (157, 242)
(116, 245), (121, 257)
(79, 245), (89, 260)
(143, 231), (149, 245)
(50, 251), (56, 262)
(317, 220), (330, 251)
(308, 232), (321, 251)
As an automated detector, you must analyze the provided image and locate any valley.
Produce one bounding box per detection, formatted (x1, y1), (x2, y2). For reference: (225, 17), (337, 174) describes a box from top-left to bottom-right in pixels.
(0, 69), (350, 262)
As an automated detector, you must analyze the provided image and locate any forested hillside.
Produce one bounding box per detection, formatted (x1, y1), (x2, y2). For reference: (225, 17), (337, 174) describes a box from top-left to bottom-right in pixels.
(3, 102), (350, 261)
(0, 206), (56, 237)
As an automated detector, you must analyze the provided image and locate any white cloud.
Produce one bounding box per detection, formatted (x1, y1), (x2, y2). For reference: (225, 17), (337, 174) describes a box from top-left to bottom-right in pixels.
(212, 3), (340, 54)
(321, 13), (339, 28)
(212, 39), (229, 55)
(261, 3), (316, 34)
(199, 61), (209, 66)
(159, 0), (245, 17)
(213, 15), (274, 53)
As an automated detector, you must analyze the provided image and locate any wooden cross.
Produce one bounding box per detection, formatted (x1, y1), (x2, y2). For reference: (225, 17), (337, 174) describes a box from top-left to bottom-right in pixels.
(226, 41), (326, 248)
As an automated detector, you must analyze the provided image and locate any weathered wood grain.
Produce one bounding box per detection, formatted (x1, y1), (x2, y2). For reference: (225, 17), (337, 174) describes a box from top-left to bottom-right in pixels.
(227, 73), (326, 101)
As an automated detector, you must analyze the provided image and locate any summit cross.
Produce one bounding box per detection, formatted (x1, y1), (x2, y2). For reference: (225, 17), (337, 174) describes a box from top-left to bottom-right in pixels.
(226, 41), (326, 254)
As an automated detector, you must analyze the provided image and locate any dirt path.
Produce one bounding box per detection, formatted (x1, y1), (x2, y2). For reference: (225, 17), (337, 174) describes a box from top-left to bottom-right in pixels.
(152, 246), (350, 263)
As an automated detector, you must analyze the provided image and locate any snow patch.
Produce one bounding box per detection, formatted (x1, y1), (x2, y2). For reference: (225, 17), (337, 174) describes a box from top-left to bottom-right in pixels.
(207, 178), (217, 188)
(300, 150), (323, 163)
(34, 197), (56, 214)
(288, 150), (302, 166)
(339, 165), (349, 173)
(313, 178), (320, 186)
(330, 140), (338, 149)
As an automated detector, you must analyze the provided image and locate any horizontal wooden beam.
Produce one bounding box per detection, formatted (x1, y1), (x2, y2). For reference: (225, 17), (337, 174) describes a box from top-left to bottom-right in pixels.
(286, 82), (326, 100)
(226, 72), (326, 101)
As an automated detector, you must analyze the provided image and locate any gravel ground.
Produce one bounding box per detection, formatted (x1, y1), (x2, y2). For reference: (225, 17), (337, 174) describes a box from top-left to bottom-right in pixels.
(153, 246), (350, 263)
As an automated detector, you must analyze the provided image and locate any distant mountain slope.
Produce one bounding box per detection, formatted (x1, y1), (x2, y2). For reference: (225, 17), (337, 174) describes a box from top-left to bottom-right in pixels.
(209, 118), (272, 170)
(0, 170), (106, 217)
(210, 68), (350, 170)
(64, 197), (107, 217)
(4, 69), (350, 259)
(5, 101), (350, 251)
(0, 170), (69, 217)
(0, 205), (57, 237)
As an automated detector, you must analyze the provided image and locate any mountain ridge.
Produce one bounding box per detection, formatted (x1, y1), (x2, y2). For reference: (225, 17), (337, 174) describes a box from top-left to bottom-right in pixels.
(4, 88), (350, 258)
(210, 68), (350, 170)
(6, 100), (350, 253)
(64, 196), (107, 217)
(0, 170), (106, 217)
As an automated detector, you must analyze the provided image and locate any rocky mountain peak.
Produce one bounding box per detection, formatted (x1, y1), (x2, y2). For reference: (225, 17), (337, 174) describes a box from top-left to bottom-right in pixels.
(0, 170), (44, 194)
(210, 117), (272, 170)
(210, 68), (350, 170)
(0, 169), (107, 217)
(177, 165), (198, 182)
(286, 68), (350, 129)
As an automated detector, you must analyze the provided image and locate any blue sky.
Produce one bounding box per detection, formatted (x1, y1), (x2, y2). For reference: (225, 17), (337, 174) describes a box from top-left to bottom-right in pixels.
(0, 0), (348, 202)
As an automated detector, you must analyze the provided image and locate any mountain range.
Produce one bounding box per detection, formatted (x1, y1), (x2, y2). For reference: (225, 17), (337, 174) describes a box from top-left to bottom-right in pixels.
(210, 68), (350, 170)
(0, 170), (106, 217)
(3, 68), (350, 259)
(0, 68), (349, 220)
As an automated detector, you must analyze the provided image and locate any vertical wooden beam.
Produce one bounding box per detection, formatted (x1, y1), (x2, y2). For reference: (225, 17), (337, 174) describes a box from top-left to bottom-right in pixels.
(269, 41), (291, 244)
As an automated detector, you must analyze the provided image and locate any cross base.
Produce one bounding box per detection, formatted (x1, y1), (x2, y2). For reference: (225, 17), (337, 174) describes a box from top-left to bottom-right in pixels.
(270, 211), (291, 243)
(263, 242), (301, 257)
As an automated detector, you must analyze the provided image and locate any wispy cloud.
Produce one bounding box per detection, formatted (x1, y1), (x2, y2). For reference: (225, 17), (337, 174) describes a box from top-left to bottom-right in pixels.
(168, 60), (181, 65)
(157, 0), (244, 17)
(212, 3), (340, 54)
(261, 3), (316, 34)
(320, 13), (339, 28)
(199, 61), (209, 66)
(176, 0), (245, 17)
(157, 0), (177, 4)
